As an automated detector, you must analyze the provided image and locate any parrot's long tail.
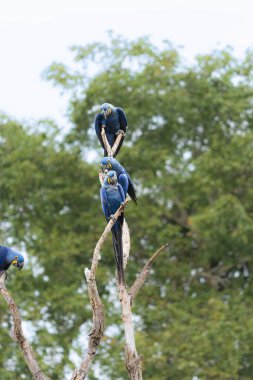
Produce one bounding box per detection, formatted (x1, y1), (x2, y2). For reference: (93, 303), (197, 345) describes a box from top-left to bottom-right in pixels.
(111, 219), (125, 284)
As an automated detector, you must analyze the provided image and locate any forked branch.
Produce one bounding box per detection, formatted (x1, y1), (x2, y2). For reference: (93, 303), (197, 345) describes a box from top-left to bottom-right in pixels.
(101, 126), (125, 157)
(71, 200), (128, 380)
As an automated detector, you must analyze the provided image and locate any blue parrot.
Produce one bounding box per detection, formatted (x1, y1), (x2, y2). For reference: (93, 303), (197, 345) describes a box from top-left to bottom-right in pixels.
(94, 103), (127, 156)
(100, 171), (126, 283)
(0, 246), (24, 274)
(100, 157), (137, 204)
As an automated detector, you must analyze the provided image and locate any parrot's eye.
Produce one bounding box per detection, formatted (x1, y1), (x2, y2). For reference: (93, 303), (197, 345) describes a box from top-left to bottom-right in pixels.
(15, 256), (18, 259)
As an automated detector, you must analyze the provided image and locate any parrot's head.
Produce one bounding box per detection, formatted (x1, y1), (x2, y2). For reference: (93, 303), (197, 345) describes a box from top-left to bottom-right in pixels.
(100, 103), (115, 117)
(11, 252), (24, 270)
(100, 157), (114, 173)
(104, 170), (118, 186)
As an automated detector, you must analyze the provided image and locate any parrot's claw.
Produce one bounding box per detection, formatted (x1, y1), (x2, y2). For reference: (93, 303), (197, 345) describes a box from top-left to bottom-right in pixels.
(109, 214), (116, 222)
(116, 130), (125, 136)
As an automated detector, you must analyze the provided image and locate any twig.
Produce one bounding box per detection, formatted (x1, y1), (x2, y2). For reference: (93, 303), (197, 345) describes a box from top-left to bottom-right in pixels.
(129, 244), (168, 302)
(0, 273), (51, 380)
(71, 201), (128, 380)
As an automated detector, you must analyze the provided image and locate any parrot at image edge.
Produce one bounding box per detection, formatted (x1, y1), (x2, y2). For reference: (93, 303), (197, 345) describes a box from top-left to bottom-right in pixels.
(0, 246), (24, 274)
(94, 103), (127, 156)
(100, 157), (137, 204)
(100, 171), (125, 283)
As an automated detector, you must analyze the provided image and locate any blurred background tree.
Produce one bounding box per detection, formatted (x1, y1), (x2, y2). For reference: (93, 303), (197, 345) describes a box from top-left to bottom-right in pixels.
(1, 34), (253, 379)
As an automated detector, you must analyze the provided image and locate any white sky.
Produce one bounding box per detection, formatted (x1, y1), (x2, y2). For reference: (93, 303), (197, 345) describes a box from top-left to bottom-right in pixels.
(0, 0), (253, 127)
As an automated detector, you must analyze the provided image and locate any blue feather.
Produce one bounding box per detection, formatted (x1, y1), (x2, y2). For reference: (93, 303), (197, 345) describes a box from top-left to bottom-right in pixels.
(100, 171), (125, 283)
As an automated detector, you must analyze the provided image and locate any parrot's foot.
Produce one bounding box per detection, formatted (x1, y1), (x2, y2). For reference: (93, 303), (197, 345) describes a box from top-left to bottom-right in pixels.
(109, 214), (116, 222)
(116, 130), (125, 136)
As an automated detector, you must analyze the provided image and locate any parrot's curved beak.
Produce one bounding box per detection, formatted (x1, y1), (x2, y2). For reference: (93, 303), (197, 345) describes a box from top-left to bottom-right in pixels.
(12, 260), (24, 270)
(102, 108), (111, 117)
(17, 262), (24, 270)
(101, 164), (109, 173)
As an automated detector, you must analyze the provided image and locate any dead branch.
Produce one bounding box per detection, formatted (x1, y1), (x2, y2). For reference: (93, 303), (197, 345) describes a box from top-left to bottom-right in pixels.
(129, 244), (168, 302)
(0, 273), (51, 380)
(111, 131), (125, 156)
(101, 126), (113, 157)
(101, 127), (125, 157)
(71, 200), (128, 380)
(122, 220), (130, 269)
(118, 244), (168, 380)
(118, 282), (143, 380)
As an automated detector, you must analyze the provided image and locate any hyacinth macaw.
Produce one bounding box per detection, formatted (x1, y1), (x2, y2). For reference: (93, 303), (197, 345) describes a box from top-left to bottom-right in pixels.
(100, 170), (125, 283)
(0, 246), (24, 274)
(94, 103), (127, 156)
(100, 157), (137, 204)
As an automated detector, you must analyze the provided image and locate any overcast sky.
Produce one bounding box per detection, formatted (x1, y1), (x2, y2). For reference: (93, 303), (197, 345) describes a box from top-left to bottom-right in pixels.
(1, 0), (253, 127)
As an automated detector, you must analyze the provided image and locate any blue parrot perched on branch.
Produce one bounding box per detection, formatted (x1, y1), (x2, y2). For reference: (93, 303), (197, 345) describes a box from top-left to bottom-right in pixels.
(94, 103), (127, 156)
(0, 246), (24, 275)
(100, 171), (126, 283)
(100, 157), (137, 204)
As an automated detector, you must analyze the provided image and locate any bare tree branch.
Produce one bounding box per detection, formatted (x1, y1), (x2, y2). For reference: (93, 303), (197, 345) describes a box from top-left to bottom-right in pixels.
(101, 127), (125, 157)
(118, 244), (168, 380)
(118, 282), (143, 380)
(71, 201), (128, 380)
(111, 131), (125, 156)
(0, 273), (51, 380)
(122, 220), (130, 269)
(129, 244), (168, 302)
(101, 127), (113, 157)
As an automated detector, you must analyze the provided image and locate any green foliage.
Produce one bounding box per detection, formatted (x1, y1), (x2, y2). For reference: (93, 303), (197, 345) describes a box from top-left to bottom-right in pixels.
(2, 34), (253, 378)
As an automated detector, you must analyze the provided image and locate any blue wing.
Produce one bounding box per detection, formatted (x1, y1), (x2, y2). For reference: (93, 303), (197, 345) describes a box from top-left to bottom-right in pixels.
(124, 168), (137, 204)
(116, 108), (127, 132)
(100, 187), (111, 221)
(118, 173), (128, 197)
(118, 183), (126, 203)
(94, 114), (105, 148)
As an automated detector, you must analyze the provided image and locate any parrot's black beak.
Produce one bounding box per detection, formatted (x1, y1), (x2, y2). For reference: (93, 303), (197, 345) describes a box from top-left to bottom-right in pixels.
(17, 262), (24, 270)
(101, 164), (108, 173)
